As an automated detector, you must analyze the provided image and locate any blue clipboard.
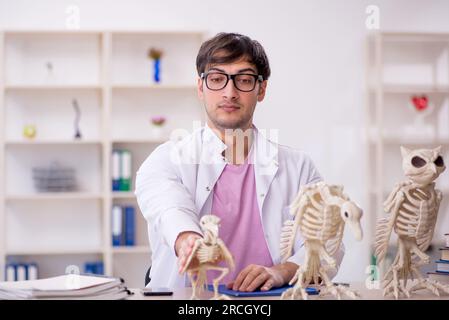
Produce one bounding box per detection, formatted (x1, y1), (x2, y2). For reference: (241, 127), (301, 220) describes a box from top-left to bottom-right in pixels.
(207, 284), (319, 297)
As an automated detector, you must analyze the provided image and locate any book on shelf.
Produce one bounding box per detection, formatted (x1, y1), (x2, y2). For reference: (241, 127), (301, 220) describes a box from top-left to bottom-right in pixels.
(440, 247), (449, 261)
(5, 263), (38, 282)
(111, 149), (132, 192)
(111, 150), (120, 191)
(124, 206), (135, 246)
(436, 260), (449, 273)
(0, 274), (132, 300)
(112, 205), (135, 246)
(445, 233), (449, 248)
(84, 261), (104, 275)
(426, 245), (449, 283)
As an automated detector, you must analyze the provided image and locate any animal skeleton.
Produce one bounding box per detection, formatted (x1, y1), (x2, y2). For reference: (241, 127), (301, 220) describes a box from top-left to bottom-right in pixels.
(280, 181), (363, 300)
(375, 146), (448, 299)
(180, 215), (235, 300)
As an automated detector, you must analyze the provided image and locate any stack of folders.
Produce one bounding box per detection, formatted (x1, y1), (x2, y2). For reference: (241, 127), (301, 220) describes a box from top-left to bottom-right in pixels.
(5, 263), (38, 281)
(112, 150), (132, 192)
(0, 274), (132, 300)
(427, 235), (449, 283)
(112, 205), (135, 246)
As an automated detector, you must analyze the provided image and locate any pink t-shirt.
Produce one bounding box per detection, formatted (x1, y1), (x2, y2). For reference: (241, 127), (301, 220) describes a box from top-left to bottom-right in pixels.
(207, 148), (274, 285)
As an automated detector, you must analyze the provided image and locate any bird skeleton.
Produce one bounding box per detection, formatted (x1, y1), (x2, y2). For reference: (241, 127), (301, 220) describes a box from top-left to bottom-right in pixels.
(180, 214), (235, 300)
(280, 181), (363, 300)
(374, 146), (448, 299)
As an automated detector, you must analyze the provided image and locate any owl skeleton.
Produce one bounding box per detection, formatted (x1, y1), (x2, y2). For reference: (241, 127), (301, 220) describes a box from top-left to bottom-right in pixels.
(374, 146), (449, 299)
(280, 181), (363, 300)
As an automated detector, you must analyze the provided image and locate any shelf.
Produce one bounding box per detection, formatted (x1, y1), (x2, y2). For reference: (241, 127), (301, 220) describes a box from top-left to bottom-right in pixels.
(368, 132), (449, 145)
(381, 85), (449, 94)
(5, 140), (103, 146)
(5, 193), (103, 201)
(0, 28), (205, 286)
(382, 137), (449, 145)
(111, 30), (204, 36)
(112, 138), (167, 144)
(111, 246), (150, 254)
(381, 32), (449, 43)
(111, 84), (196, 90)
(4, 84), (102, 91)
(6, 248), (104, 256)
(112, 192), (136, 199)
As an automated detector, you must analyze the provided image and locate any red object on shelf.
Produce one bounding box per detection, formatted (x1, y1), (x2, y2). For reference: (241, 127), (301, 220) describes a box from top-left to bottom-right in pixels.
(411, 95), (428, 112)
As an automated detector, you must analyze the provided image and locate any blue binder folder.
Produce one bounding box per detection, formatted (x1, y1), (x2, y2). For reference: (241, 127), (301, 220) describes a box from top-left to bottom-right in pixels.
(124, 206), (135, 246)
(207, 284), (319, 297)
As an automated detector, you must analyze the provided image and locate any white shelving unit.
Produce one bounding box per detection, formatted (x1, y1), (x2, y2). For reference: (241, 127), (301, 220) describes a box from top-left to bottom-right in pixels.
(0, 30), (206, 287)
(366, 32), (449, 275)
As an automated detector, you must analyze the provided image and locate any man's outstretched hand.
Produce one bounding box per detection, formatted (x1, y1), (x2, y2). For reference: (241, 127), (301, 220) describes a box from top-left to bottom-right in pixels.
(175, 231), (202, 274)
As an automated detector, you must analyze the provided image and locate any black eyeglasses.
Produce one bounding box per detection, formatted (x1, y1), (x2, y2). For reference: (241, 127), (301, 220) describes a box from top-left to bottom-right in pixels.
(201, 72), (263, 92)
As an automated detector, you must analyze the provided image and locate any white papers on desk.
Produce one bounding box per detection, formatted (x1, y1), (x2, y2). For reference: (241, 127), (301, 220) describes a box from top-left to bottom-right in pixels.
(0, 274), (132, 300)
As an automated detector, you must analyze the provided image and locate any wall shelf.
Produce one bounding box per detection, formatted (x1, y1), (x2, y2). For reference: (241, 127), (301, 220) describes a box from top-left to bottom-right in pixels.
(5, 84), (102, 91)
(5, 193), (104, 201)
(111, 246), (151, 254)
(7, 248), (104, 256)
(366, 31), (449, 278)
(5, 140), (103, 146)
(0, 30), (206, 287)
(111, 192), (136, 200)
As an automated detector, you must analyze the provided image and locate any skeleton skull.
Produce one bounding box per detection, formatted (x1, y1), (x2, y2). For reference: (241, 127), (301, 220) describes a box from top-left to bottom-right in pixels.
(401, 146), (445, 185)
(200, 215), (220, 244)
(340, 201), (363, 241)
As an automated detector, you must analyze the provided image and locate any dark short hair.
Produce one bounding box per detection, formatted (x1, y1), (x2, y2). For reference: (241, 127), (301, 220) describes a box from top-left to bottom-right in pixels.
(196, 32), (271, 80)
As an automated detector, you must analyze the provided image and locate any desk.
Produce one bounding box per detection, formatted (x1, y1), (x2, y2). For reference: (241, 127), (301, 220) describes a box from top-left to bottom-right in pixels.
(128, 282), (449, 300)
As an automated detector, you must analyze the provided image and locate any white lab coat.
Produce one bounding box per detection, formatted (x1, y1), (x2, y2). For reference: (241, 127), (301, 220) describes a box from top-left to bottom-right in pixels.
(135, 124), (345, 288)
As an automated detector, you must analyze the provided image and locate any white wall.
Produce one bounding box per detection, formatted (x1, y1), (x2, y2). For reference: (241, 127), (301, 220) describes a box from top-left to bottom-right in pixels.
(1, 0), (449, 282)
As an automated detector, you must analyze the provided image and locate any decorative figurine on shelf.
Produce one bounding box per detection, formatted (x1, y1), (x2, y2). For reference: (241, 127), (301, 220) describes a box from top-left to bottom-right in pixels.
(23, 124), (37, 139)
(147, 48), (164, 84)
(150, 115), (166, 139)
(280, 181), (363, 300)
(45, 61), (54, 81)
(72, 99), (82, 139)
(375, 146), (448, 299)
(411, 95), (429, 112)
(180, 215), (235, 300)
(404, 94), (436, 140)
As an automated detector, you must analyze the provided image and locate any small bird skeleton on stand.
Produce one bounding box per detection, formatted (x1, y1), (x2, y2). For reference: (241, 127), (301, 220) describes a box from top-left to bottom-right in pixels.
(280, 182), (363, 300)
(180, 215), (235, 300)
(375, 146), (448, 299)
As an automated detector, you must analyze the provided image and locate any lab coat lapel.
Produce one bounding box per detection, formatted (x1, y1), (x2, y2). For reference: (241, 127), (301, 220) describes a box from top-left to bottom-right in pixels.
(195, 126), (227, 213)
(254, 127), (279, 215)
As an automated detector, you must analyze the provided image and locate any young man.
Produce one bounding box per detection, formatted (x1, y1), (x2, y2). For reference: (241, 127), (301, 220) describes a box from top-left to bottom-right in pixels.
(136, 32), (344, 291)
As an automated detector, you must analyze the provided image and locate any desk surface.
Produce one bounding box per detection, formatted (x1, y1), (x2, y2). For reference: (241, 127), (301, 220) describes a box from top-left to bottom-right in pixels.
(128, 282), (449, 300)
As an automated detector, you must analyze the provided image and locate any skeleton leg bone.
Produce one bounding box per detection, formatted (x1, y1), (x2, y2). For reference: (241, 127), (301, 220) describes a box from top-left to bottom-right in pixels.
(382, 239), (411, 299)
(318, 267), (360, 300)
(410, 242), (430, 265)
(187, 270), (200, 300)
(205, 266), (231, 300)
(318, 246), (336, 269)
(281, 266), (308, 300)
(409, 266), (449, 296)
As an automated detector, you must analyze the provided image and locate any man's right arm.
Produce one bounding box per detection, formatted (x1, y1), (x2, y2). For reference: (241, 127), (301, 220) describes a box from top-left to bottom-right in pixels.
(135, 143), (202, 256)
